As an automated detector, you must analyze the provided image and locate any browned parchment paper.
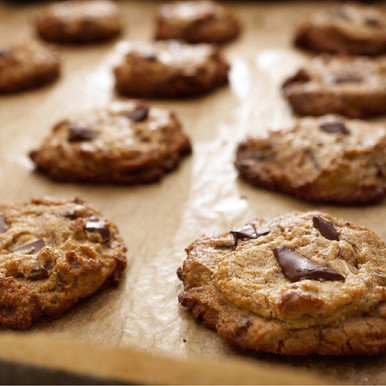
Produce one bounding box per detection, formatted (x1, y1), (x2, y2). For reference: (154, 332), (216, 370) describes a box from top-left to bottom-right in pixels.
(0, 1), (386, 384)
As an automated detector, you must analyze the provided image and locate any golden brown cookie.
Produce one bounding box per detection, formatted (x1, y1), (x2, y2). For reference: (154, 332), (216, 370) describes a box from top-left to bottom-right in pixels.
(35, 0), (121, 44)
(0, 39), (60, 94)
(114, 40), (229, 98)
(282, 54), (386, 118)
(295, 3), (386, 55)
(178, 211), (386, 355)
(29, 101), (192, 184)
(235, 115), (386, 204)
(155, 1), (240, 44)
(0, 196), (127, 329)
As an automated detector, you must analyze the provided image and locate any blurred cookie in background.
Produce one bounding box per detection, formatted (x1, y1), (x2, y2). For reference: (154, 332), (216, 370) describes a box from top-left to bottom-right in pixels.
(155, 0), (240, 44)
(35, 0), (121, 44)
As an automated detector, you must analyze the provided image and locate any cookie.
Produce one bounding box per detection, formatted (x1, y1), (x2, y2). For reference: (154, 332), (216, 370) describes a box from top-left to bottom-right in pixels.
(29, 101), (192, 184)
(114, 40), (229, 98)
(0, 196), (127, 329)
(282, 54), (386, 118)
(155, 1), (240, 44)
(295, 3), (386, 55)
(0, 39), (60, 94)
(178, 211), (386, 355)
(35, 0), (121, 44)
(235, 115), (386, 204)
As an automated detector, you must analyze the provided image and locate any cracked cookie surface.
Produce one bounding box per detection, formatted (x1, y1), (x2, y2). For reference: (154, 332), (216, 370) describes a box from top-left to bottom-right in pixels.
(29, 100), (192, 184)
(235, 115), (386, 204)
(0, 39), (60, 93)
(155, 1), (240, 44)
(0, 197), (127, 329)
(114, 40), (229, 98)
(295, 3), (386, 55)
(178, 211), (386, 355)
(282, 54), (386, 118)
(35, 0), (121, 44)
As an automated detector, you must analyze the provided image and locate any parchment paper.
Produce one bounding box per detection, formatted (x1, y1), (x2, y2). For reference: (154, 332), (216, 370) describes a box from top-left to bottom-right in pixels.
(0, 1), (385, 384)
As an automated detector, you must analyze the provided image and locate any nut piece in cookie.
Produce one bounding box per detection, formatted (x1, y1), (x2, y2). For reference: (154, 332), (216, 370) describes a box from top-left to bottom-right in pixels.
(178, 211), (386, 355)
(114, 40), (229, 98)
(295, 3), (386, 55)
(282, 54), (386, 118)
(29, 101), (192, 184)
(235, 115), (386, 204)
(0, 197), (127, 329)
(0, 39), (60, 94)
(155, 1), (240, 44)
(35, 0), (121, 44)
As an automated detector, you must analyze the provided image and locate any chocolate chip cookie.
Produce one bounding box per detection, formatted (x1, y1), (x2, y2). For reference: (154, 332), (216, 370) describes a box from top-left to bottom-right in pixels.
(0, 196), (127, 329)
(155, 1), (240, 44)
(235, 115), (386, 204)
(282, 54), (386, 118)
(178, 211), (386, 355)
(29, 101), (192, 184)
(0, 39), (60, 94)
(114, 40), (229, 98)
(35, 0), (121, 44)
(295, 3), (386, 55)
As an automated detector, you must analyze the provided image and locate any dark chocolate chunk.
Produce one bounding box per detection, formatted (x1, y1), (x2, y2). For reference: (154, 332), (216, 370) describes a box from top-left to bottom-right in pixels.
(15, 239), (45, 255)
(313, 215), (340, 241)
(141, 51), (157, 61)
(85, 218), (110, 242)
(0, 49), (11, 58)
(124, 105), (149, 122)
(231, 224), (258, 240)
(274, 246), (344, 282)
(308, 151), (321, 171)
(324, 74), (362, 84)
(28, 265), (49, 281)
(0, 214), (8, 234)
(320, 122), (350, 135)
(68, 123), (98, 142)
(365, 17), (381, 27)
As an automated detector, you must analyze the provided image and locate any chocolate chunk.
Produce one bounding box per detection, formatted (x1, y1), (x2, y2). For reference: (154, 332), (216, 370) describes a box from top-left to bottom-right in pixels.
(274, 246), (344, 282)
(141, 51), (157, 61)
(308, 151), (321, 171)
(0, 214), (8, 234)
(68, 123), (98, 142)
(320, 122), (350, 135)
(28, 266), (49, 281)
(0, 49), (11, 58)
(324, 74), (362, 84)
(365, 17), (381, 27)
(15, 239), (45, 255)
(85, 218), (110, 242)
(231, 224), (258, 240)
(313, 215), (340, 241)
(124, 105), (149, 122)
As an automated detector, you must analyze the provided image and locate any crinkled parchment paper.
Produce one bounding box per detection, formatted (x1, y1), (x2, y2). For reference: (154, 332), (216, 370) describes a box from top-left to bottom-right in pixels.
(0, 1), (385, 384)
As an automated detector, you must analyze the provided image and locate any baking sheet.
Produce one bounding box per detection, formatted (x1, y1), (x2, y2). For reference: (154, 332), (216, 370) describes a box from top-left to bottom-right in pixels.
(0, 1), (386, 384)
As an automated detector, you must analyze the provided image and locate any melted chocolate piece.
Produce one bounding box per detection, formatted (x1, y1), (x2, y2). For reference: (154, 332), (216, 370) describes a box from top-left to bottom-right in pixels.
(0, 49), (11, 58)
(0, 214), (8, 234)
(15, 239), (45, 255)
(312, 215), (340, 241)
(320, 122), (350, 135)
(85, 218), (110, 242)
(68, 123), (98, 142)
(215, 243), (237, 251)
(125, 105), (149, 122)
(274, 246), (344, 282)
(324, 74), (362, 84)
